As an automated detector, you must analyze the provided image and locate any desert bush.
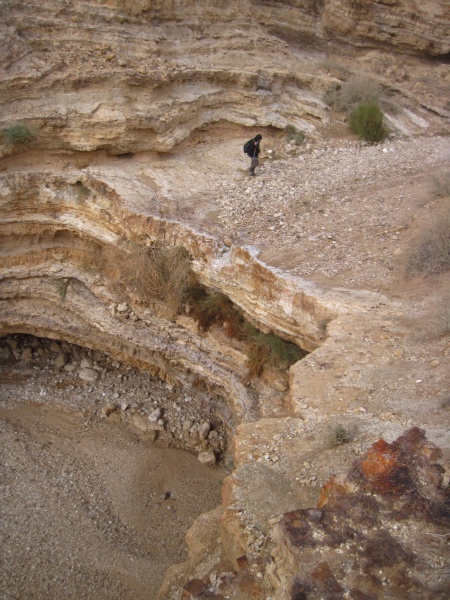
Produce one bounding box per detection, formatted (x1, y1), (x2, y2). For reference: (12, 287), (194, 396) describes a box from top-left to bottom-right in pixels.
(432, 168), (450, 198)
(349, 100), (388, 143)
(121, 243), (191, 313)
(188, 289), (244, 338)
(187, 288), (306, 380)
(2, 123), (34, 146)
(244, 325), (305, 382)
(285, 124), (305, 146)
(404, 198), (450, 277)
(327, 424), (351, 448)
(422, 292), (450, 338)
(323, 76), (382, 112)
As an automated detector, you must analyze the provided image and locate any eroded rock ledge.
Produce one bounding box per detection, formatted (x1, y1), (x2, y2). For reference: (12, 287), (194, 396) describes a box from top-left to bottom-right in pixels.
(0, 167), (334, 428)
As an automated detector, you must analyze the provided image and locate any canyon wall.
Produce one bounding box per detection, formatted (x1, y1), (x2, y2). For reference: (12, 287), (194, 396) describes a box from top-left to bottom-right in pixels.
(1, 1), (449, 598)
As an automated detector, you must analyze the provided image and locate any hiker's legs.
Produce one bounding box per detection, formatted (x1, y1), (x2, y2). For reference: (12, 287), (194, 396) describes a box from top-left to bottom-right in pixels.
(249, 157), (259, 175)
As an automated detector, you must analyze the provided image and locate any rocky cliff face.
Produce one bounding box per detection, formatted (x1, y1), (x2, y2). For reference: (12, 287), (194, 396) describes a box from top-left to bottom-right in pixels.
(1, 0), (449, 598)
(1, 0), (449, 156)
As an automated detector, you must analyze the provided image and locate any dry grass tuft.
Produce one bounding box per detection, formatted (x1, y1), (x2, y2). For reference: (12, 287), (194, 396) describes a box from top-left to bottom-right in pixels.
(323, 76), (382, 112)
(404, 198), (450, 277)
(326, 424), (351, 448)
(121, 243), (191, 313)
(244, 325), (306, 383)
(188, 289), (244, 338)
(432, 168), (450, 198)
(422, 292), (450, 339)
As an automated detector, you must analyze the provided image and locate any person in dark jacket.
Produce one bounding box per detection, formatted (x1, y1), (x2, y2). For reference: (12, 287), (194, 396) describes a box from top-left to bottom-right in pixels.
(245, 134), (262, 176)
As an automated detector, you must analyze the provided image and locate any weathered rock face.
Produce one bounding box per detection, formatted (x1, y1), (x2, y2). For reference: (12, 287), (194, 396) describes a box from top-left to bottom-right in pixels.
(269, 428), (450, 599)
(0, 166), (334, 428)
(1, 0), (449, 156)
(254, 0), (450, 56)
(324, 0), (449, 55)
(175, 429), (449, 599)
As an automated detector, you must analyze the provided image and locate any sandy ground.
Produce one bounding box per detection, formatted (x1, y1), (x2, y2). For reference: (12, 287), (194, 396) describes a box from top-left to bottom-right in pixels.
(0, 341), (228, 600)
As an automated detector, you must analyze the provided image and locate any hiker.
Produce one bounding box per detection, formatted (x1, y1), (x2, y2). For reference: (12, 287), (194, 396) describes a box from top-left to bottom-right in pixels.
(244, 134), (262, 176)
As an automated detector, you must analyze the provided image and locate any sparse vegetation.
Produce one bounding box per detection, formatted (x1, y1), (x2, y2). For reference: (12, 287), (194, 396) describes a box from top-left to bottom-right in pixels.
(121, 243), (191, 314)
(188, 286), (306, 381)
(2, 123), (34, 147)
(349, 100), (388, 143)
(187, 289), (245, 338)
(285, 124), (305, 146)
(323, 76), (382, 112)
(432, 168), (450, 198)
(244, 325), (305, 382)
(404, 198), (450, 277)
(323, 76), (390, 141)
(327, 424), (351, 448)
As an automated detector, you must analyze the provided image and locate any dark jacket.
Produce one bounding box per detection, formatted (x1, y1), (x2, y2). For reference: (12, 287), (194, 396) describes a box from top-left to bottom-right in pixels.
(245, 139), (261, 158)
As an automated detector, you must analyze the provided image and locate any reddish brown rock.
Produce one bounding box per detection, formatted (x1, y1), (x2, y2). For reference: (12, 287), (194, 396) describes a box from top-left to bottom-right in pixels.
(270, 429), (450, 600)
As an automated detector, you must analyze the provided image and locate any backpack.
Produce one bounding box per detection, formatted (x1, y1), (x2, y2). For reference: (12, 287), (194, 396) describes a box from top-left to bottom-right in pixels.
(243, 139), (253, 154)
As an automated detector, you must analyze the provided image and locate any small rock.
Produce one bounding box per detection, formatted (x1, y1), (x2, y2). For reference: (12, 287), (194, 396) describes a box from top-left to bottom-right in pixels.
(54, 353), (68, 369)
(198, 451), (216, 466)
(78, 368), (99, 383)
(7, 337), (18, 350)
(0, 347), (11, 359)
(147, 420), (164, 432)
(21, 348), (33, 361)
(131, 414), (149, 432)
(148, 407), (162, 422)
(80, 357), (93, 369)
(101, 404), (118, 417)
(120, 402), (130, 411)
(198, 421), (211, 441)
(117, 303), (128, 313)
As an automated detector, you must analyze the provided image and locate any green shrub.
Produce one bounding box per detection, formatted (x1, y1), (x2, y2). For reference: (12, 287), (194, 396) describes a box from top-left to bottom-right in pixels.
(404, 199), (450, 277)
(349, 100), (387, 143)
(2, 123), (34, 146)
(285, 124), (305, 146)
